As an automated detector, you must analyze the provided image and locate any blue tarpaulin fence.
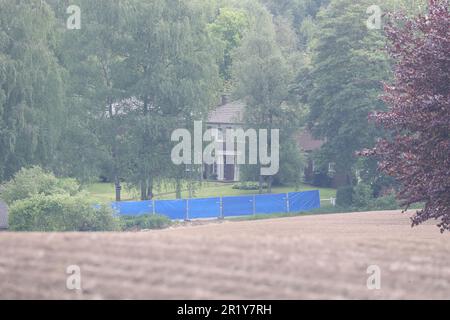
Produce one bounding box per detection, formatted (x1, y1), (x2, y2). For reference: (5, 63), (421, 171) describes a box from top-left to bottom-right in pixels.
(111, 190), (320, 220)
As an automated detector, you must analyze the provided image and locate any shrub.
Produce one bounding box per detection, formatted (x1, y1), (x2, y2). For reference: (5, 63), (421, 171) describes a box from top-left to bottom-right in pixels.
(9, 193), (120, 231)
(1, 166), (80, 205)
(121, 214), (172, 230)
(367, 194), (399, 211)
(232, 182), (268, 190)
(352, 183), (374, 208)
(336, 186), (353, 207)
(311, 173), (332, 188)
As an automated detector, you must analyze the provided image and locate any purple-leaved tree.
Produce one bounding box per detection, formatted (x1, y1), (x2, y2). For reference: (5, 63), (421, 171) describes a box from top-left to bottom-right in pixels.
(361, 0), (450, 232)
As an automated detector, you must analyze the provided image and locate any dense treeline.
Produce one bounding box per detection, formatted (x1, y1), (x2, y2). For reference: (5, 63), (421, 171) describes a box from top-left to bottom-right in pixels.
(0, 0), (430, 200)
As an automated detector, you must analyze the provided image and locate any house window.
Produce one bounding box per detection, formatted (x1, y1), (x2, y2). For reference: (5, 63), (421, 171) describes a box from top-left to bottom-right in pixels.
(217, 127), (224, 142)
(328, 162), (336, 175)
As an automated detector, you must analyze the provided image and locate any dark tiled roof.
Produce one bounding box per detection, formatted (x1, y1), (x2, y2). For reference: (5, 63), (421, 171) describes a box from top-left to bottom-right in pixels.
(207, 101), (246, 124)
(295, 130), (324, 152)
(207, 101), (324, 152)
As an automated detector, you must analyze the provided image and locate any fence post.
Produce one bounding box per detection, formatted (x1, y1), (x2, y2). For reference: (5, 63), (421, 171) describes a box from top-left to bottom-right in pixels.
(185, 199), (189, 221)
(252, 194), (256, 215)
(286, 193), (290, 213)
(219, 197), (223, 219)
(152, 199), (156, 215)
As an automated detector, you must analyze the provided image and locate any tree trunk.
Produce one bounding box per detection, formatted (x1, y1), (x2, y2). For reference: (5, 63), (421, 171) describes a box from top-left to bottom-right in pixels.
(140, 180), (147, 200)
(188, 164), (194, 198)
(114, 176), (121, 202)
(147, 177), (153, 200)
(176, 178), (182, 199)
(346, 169), (353, 187)
(109, 97), (121, 202)
(258, 174), (263, 194)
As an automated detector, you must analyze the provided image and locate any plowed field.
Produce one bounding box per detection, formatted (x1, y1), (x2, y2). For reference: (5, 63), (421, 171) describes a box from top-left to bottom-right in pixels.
(1, 210), (449, 299)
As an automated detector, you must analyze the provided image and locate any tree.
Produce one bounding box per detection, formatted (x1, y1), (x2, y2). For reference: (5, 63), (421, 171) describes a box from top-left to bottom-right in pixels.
(298, 0), (392, 186)
(208, 7), (249, 84)
(120, 0), (221, 200)
(57, 0), (138, 200)
(46, 0), (221, 200)
(232, 4), (304, 193)
(361, 0), (450, 232)
(0, 0), (65, 181)
(259, 0), (330, 34)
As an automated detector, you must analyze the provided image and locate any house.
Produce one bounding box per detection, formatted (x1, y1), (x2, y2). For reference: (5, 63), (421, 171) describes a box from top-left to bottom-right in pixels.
(203, 100), (246, 181)
(204, 99), (328, 184)
(295, 130), (325, 183)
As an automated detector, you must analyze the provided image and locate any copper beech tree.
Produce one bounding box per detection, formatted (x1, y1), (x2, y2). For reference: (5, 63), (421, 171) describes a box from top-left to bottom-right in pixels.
(361, 0), (450, 232)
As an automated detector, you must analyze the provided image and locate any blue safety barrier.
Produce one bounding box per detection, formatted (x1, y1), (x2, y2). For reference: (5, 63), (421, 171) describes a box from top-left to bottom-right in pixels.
(111, 190), (320, 219)
(222, 195), (254, 217)
(254, 193), (287, 214)
(188, 197), (221, 219)
(288, 190), (320, 212)
(154, 199), (187, 220)
(111, 200), (152, 216)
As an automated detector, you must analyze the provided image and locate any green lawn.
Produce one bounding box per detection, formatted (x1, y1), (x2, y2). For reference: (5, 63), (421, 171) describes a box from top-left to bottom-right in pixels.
(86, 181), (336, 205)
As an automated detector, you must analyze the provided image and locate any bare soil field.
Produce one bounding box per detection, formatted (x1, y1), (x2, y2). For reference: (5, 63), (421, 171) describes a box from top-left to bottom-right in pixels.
(1, 210), (449, 299)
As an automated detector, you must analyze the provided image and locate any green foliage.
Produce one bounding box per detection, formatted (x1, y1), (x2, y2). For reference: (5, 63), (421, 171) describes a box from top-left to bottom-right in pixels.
(232, 4), (306, 189)
(0, 0), (414, 207)
(260, 0), (330, 28)
(0, 0), (65, 181)
(208, 7), (249, 82)
(366, 194), (399, 211)
(232, 182), (268, 190)
(298, 0), (392, 182)
(2, 166), (120, 231)
(1, 166), (79, 206)
(352, 183), (373, 208)
(335, 182), (399, 211)
(118, 0), (220, 199)
(120, 214), (172, 231)
(9, 194), (120, 232)
(275, 138), (305, 186)
(355, 157), (398, 197)
(53, 0), (222, 199)
(336, 186), (353, 207)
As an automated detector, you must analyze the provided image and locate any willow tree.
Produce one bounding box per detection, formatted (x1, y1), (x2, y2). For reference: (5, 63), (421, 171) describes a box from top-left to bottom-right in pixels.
(0, 0), (65, 181)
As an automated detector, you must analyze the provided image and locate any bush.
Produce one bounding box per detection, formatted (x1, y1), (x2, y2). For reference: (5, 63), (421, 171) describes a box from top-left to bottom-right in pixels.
(232, 182), (268, 190)
(367, 194), (399, 211)
(1, 166), (80, 205)
(336, 186), (353, 207)
(352, 183), (374, 208)
(9, 194), (120, 231)
(311, 173), (332, 188)
(121, 214), (172, 230)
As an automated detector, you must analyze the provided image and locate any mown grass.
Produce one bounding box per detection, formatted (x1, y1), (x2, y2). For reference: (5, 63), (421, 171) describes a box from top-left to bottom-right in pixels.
(86, 181), (337, 204)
